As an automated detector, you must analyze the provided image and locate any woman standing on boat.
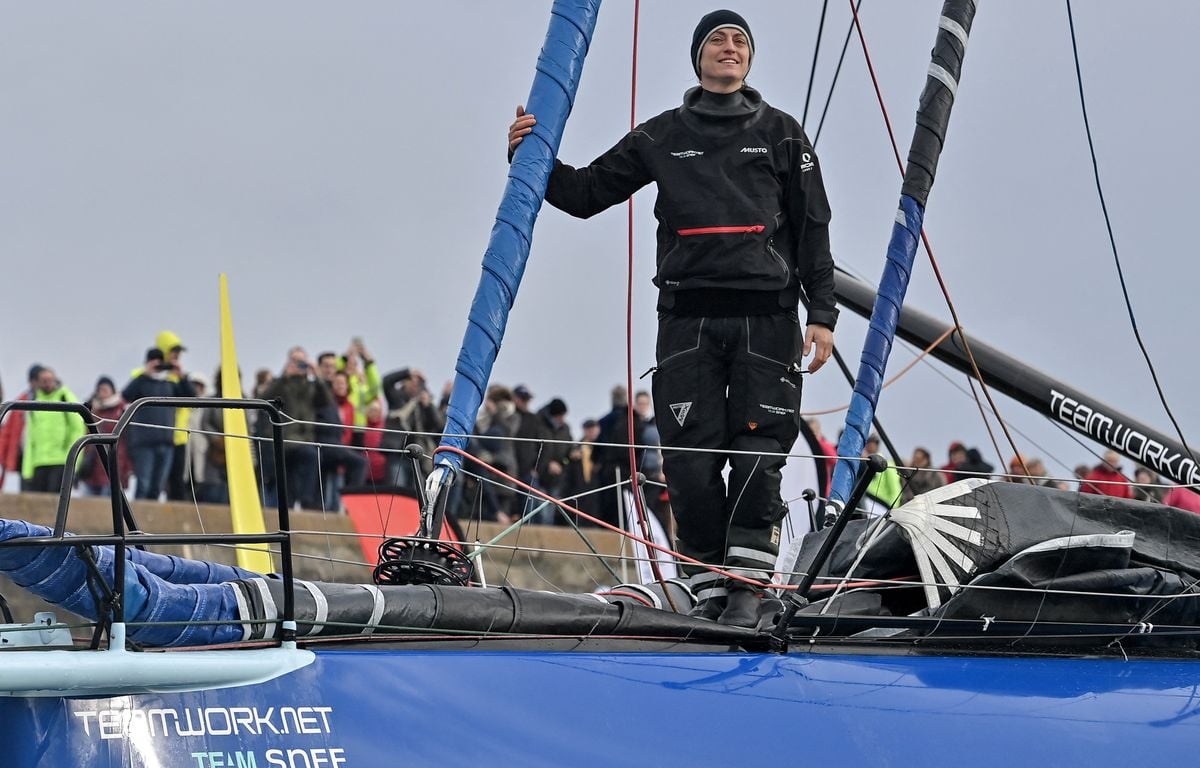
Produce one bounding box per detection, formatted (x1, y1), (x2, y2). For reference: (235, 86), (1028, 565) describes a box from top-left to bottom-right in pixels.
(508, 10), (837, 626)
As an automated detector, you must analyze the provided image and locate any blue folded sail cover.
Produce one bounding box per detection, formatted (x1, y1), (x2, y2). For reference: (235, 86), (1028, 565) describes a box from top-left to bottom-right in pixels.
(0, 519), (252, 647)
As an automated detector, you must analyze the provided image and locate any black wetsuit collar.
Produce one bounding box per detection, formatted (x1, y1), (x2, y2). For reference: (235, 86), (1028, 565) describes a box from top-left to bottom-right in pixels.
(682, 85), (763, 119)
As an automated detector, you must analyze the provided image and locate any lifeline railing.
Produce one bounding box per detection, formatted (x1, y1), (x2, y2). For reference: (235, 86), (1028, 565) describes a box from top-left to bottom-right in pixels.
(0, 396), (298, 647)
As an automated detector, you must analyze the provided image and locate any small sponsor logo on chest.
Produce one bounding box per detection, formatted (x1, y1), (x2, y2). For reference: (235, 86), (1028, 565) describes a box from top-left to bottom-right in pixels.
(740, 147), (768, 154)
(670, 149), (705, 159)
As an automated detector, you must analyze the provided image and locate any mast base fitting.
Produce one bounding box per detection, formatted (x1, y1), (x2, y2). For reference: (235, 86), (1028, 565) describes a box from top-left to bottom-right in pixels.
(373, 538), (474, 587)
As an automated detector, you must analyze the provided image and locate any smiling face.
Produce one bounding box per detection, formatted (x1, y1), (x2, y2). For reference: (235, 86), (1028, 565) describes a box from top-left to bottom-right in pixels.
(698, 27), (751, 93)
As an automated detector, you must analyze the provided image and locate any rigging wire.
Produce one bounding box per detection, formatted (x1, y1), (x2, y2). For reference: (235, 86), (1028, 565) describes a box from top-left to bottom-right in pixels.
(802, 326), (955, 416)
(1064, 0), (1196, 466)
(621, 0), (676, 609)
(844, 0), (1029, 477)
(896, 333), (1107, 480)
(797, 0), (906, 464)
(439, 444), (802, 591)
(800, 0), (831, 129)
(812, 0), (863, 147)
(810, 262), (1108, 480)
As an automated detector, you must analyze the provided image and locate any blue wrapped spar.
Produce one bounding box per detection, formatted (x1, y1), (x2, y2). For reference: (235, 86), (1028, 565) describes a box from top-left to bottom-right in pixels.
(829, 1), (978, 507)
(436, 0), (603, 480)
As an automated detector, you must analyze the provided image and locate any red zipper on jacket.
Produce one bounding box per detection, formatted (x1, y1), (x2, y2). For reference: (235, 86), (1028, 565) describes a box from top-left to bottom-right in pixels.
(676, 225), (766, 236)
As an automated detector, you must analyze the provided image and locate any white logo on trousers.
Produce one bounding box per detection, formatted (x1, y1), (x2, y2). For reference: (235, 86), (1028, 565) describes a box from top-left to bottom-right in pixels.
(670, 402), (692, 426)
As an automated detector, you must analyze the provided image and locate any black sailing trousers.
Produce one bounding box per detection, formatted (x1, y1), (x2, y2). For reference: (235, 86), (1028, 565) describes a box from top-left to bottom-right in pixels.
(652, 312), (804, 598)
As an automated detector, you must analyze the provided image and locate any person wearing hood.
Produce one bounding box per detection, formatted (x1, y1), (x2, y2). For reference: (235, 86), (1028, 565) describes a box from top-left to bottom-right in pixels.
(122, 347), (196, 500)
(536, 397), (573, 505)
(151, 330), (197, 501)
(941, 441), (969, 483)
(957, 447), (995, 480)
(507, 10), (837, 626)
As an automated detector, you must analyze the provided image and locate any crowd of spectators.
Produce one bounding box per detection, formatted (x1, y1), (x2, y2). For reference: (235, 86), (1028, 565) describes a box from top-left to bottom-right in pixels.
(3, 331), (1200, 523)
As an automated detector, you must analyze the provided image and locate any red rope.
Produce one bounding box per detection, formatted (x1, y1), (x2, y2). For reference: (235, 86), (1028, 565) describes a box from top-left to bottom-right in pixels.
(621, 0), (677, 609)
(848, 0), (905, 176)
(436, 445), (775, 589)
(436, 445), (923, 596)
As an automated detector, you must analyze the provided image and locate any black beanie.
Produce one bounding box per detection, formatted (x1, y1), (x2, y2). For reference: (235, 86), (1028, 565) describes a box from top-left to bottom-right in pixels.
(692, 10), (754, 78)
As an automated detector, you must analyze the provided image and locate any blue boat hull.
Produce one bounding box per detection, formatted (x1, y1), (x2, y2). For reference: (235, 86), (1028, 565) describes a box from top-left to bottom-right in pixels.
(3, 648), (1198, 767)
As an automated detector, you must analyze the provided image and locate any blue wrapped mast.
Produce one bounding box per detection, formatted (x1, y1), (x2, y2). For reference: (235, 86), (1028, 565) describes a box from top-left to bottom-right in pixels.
(435, 0), (602, 483)
(829, 1), (978, 508)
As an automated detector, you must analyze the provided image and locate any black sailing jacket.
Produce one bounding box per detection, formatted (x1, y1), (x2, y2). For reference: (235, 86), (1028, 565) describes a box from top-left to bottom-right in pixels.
(544, 86), (838, 329)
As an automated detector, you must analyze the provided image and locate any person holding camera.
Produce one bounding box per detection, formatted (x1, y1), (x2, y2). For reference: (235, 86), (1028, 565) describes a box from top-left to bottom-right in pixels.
(122, 347), (196, 500)
(260, 346), (332, 509)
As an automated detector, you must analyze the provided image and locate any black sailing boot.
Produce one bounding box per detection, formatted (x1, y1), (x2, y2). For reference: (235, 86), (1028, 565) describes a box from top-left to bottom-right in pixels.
(687, 595), (726, 621)
(718, 586), (765, 628)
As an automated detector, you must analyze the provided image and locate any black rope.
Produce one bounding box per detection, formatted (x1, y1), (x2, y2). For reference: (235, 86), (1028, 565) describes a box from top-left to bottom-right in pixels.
(813, 0), (863, 148)
(801, 0), (830, 129)
(1065, 0), (1196, 467)
(77, 545), (116, 650)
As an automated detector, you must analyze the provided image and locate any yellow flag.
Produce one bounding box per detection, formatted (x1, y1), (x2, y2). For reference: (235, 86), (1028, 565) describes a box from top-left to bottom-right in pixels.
(219, 274), (274, 574)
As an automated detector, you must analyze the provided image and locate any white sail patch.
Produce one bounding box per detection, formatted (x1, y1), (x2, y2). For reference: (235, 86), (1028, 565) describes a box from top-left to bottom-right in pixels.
(670, 402), (692, 426)
(888, 478), (990, 610)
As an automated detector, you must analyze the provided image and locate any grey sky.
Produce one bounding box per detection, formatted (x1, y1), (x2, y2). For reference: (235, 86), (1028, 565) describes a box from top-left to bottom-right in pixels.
(2, 1), (1196, 481)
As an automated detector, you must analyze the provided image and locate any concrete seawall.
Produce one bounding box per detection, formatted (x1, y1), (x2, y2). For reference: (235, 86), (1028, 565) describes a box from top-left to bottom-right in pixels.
(0, 493), (631, 635)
